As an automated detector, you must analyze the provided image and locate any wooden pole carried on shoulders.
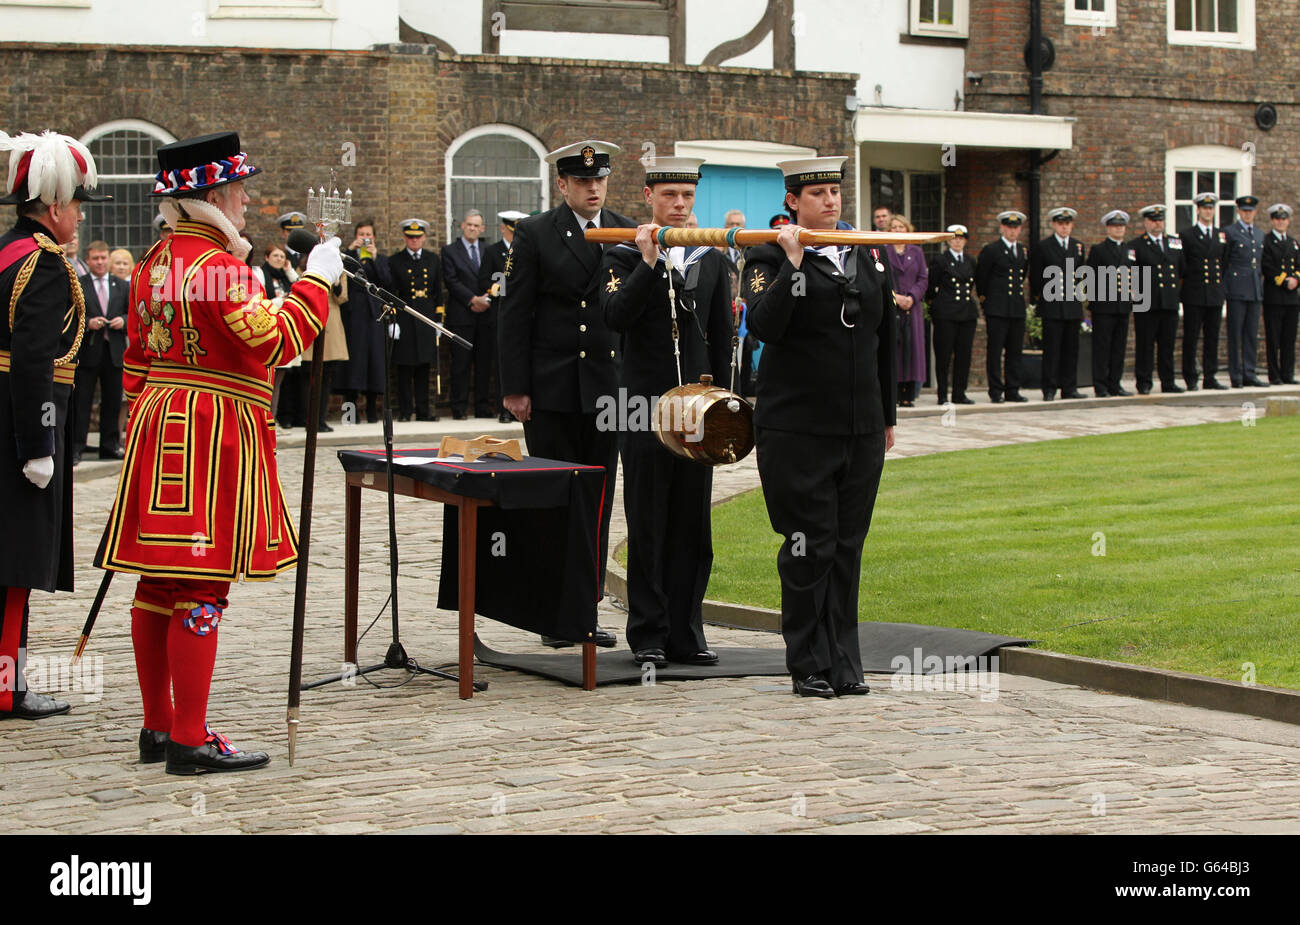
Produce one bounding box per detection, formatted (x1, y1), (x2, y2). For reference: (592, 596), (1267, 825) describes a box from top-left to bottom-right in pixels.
(584, 227), (954, 248)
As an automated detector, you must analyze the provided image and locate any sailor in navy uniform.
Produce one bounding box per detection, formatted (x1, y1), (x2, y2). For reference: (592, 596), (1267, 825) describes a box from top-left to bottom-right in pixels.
(1030, 207), (1088, 400)
(1129, 204), (1185, 394)
(1223, 195), (1266, 387)
(499, 140), (636, 648)
(601, 157), (734, 668)
(479, 210), (528, 422)
(1261, 203), (1300, 384)
(1179, 192), (1229, 390)
(975, 210), (1029, 402)
(926, 224), (978, 404)
(389, 218), (442, 420)
(1086, 210), (1135, 396)
(744, 156), (895, 698)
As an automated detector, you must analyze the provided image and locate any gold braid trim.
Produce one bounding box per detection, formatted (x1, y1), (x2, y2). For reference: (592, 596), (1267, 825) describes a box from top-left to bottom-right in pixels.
(8, 233), (86, 365)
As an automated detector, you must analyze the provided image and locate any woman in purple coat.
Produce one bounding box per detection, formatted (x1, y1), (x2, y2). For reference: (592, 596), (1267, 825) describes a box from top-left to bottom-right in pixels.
(887, 215), (929, 406)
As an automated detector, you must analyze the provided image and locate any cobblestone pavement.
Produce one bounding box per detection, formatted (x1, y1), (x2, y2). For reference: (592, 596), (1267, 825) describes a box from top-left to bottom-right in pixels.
(4, 394), (1298, 833)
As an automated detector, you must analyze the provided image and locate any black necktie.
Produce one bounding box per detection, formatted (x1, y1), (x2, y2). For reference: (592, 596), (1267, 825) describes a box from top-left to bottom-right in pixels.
(586, 220), (599, 260)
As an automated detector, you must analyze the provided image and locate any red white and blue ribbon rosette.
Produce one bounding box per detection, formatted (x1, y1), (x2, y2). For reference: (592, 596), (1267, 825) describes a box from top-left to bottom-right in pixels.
(153, 151), (256, 195)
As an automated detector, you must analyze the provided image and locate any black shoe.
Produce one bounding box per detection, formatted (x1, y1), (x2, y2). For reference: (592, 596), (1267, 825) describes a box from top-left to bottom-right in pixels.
(99, 447), (124, 460)
(543, 627), (617, 648)
(1243, 377), (1267, 387)
(669, 649), (718, 666)
(0, 690), (71, 719)
(1093, 388), (1109, 397)
(990, 395), (1005, 404)
(498, 413), (513, 423)
(317, 422), (334, 433)
(475, 411), (494, 419)
(1185, 382), (1200, 392)
(1205, 380), (1229, 390)
(417, 413), (440, 422)
(936, 395), (947, 405)
(165, 731), (270, 776)
(70, 452), (81, 467)
(633, 648), (668, 668)
(1005, 393), (1028, 403)
(541, 636), (574, 648)
(366, 415), (380, 424)
(953, 395), (975, 405)
(452, 412), (468, 420)
(1111, 387), (1133, 397)
(139, 728), (169, 763)
(1285, 378), (1298, 385)
(1137, 386), (1151, 395)
(792, 675), (836, 699)
(1163, 383), (1186, 393)
(835, 682), (871, 696)
(1061, 390), (1086, 399)
(1043, 390), (1056, 401)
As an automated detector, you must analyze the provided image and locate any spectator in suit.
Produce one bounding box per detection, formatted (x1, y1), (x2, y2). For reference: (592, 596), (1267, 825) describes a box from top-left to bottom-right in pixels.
(1030, 207), (1088, 400)
(441, 210), (493, 419)
(1262, 203), (1300, 385)
(1086, 210), (1136, 397)
(72, 240), (127, 463)
(1223, 195), (1267, 387)
(887, 214), (928, 407)
(479, 210), (527, 423)
(976, 210), (1030, 402)
(1179, 192), (1229, 390)
(927, 224), (978, 404)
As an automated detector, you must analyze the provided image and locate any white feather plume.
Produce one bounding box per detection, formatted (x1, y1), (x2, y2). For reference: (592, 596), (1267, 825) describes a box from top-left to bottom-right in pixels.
(0, 129), (97, 204)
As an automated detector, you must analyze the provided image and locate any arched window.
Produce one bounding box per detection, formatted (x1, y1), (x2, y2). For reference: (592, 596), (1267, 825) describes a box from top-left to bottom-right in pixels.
(445, 125), (547, 240)
(78, 120), (176, 256)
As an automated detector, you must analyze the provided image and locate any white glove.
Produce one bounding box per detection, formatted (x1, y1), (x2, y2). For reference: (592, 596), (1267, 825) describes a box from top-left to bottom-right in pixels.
(23, 456), (54, 490)
(306, 236), (344, 286)
(387, 322), (401, 341)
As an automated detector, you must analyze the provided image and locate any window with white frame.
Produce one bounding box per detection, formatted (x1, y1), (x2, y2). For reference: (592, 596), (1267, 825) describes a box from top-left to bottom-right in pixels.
(1169, 0), (1254, 49)
(1065, 0), (1116, 29)
(445, 126), (548, 242)
(910, 0), (969, 39)
(1166, 145), (1251, 233)
(79, 121), (176, 256)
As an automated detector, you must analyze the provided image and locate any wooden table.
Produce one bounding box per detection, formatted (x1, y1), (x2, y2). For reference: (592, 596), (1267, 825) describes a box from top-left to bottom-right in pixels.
(341, 456), (602, 698)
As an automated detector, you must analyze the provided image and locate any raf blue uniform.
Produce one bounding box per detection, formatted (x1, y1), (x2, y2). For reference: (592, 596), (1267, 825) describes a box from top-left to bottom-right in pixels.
(1223, 215), (1265, 386)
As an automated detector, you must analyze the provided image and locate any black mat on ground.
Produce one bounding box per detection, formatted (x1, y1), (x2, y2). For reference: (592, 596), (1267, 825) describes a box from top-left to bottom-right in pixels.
(474, 623), (1033, 687)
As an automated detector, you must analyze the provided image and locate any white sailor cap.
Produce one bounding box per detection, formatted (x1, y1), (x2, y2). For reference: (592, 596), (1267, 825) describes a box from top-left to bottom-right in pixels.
(997, 210), (1026, 226)
(1269, 203), (1293, 219)
(497, 210), (529, 226)
(1192, 192), (1219, 206)
(777, 156), (846, 188)
(400, 218), (430, 236)
(1102, 209), (1130, 226)
(644, 156), (705, 185)
(1048, 207), (1077, 222)
(1138, 204), (1167, 221)
(278, 211), (308, 229)
(946, 224), (968, 237)
(545, 140), (620, 178)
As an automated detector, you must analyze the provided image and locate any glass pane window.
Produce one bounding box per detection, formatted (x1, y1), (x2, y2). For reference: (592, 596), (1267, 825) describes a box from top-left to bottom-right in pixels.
(918, 0), (955, 24)
(80, 127), (168, 257)
(1171, 167), (1240, 232)
(447, 132), (545, 240)
(1176, 0), (1240, 34)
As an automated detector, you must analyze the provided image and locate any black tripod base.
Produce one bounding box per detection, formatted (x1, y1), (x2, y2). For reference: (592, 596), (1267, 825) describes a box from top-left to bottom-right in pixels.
(301, 641), (488, 692)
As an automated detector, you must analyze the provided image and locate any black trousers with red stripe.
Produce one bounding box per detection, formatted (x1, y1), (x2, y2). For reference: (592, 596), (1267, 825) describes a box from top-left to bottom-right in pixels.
(0, 586), (30, 712)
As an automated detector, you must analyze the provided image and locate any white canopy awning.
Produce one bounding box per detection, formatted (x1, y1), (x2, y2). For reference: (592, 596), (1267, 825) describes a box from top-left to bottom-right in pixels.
(854, 107), (1075, 150)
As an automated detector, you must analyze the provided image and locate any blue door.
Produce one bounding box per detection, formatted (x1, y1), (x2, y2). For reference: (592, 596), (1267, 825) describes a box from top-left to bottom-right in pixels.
(694, 165), (788, 229)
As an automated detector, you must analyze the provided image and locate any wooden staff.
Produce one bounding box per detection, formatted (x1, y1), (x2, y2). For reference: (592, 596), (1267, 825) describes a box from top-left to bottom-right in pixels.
(585, 227), (953, 248)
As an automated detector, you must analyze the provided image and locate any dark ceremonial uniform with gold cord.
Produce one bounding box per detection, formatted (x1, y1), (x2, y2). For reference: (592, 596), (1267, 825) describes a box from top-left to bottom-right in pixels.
(976, 238), (1029, 400)
(743, 242), (896, 688)
(1130, 233), (1185, 392)
(1030, 234), (1087, 397)
(927, 247), (978, 402)
(1178, 223), (1227, 387)
(0, 218), (84, 712)
(1262, 230), (1300, 383)
(1086, 237), (1136, 395)
(602, 242), (734, 658)
(498, 204), (635, 583)
(388, 246), (442, 419)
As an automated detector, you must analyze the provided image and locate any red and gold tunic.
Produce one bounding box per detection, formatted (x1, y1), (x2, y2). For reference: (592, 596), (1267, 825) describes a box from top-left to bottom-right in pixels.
(99, 218), (329, 581)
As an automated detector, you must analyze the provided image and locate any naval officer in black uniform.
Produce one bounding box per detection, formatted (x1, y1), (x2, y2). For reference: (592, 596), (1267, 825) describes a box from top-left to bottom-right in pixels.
(601, 157), (734, 667)
(479, 210), (528, 422)
(389, 218), (443, 420)
(976, 210), (1029, 402)
(926, 224), (977, 404)
(1030, 207), (1088, 400)
(1086, 210), (1136, 396)
(1130, 204), (1185, 394)
(499, 140), (636, 648)
(1179, 192), (1229, 390)
(744, 156), (896, 698)
(1262, 203), (1300, 384)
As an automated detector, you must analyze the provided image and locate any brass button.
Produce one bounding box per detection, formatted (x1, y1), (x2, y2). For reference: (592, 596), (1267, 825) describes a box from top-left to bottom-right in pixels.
(579, 350), (586, 358)
(580, 300), (587, 308)
(579, 324), (587, 332)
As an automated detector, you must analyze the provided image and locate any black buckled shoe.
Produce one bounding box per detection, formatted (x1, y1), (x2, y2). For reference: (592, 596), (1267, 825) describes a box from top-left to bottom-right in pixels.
(670, 649), (718, 666)
(792, 675), (836, 698)
(1, 690), (71, 719)
(835, 682), (871, 696)
(165, 727), (270, 776)
(633, 648), (668, 668)
(139, 728), (170, 763)
(542, 626), (618, 649)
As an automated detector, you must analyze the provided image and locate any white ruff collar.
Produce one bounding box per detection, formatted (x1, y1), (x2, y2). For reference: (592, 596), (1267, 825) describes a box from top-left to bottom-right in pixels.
(159, 198), (251, 262)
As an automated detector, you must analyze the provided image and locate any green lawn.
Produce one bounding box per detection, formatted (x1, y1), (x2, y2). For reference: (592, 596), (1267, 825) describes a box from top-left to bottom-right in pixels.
(706, 417), (1300, 689)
